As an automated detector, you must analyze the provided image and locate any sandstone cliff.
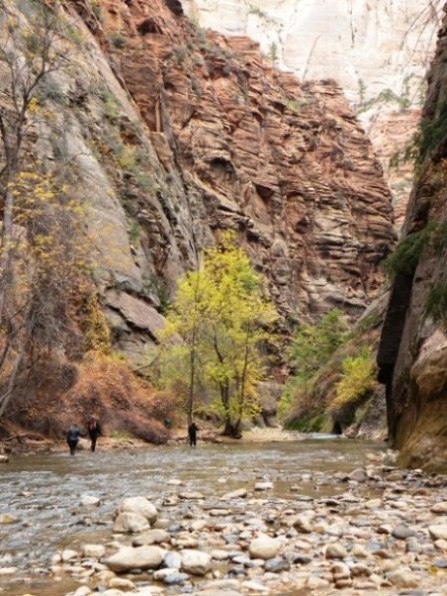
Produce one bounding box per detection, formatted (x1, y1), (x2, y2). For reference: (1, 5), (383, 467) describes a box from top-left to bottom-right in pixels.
(182, 0), (443, 226)
(0, 0), (395, 436)
(378, 3), (447, 469)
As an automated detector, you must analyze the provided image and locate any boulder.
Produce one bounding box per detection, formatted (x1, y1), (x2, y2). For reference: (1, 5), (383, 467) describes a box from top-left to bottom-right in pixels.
(180, 549), (212, 575)
(103, 546), (164, 573)
(248, 535), (281, 560)
(117, 497), (157, 523)
(113, 512), (150, 533)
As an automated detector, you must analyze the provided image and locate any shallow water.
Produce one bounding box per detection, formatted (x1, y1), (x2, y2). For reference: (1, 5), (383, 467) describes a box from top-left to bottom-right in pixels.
(0, 435), (385, 595)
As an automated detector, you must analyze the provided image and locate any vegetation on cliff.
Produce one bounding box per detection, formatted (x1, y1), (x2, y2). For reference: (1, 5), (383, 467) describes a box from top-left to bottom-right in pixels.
(281, 308), (382, 434)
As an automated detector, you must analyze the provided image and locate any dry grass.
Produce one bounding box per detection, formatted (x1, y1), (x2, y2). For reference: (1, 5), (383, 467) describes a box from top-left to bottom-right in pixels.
(9, 351), (176, 444)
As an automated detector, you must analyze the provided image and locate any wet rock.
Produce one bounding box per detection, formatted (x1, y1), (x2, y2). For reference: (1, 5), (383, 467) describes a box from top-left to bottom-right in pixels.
(163, 550), (182, 569)
(387, 567), (420, 588)
(103, 546), (164, 572)
(210, 549), (231, 560)
(132, 529), (170, 546)
(222, 489), (248, 499)
(348, 468), (368, 482)
(264, 556), (290, 572)
(254, 482), (273, 491)
(82, 544), (106, 558)
(392, 525), (416, 539)
(248, 535), (281, 559)
(429, 525), (447, 540)
(241, 580), (269, 592)
(113, 512), (150, 534)
(62, 549), (79, 562)
(0, 514), (18, 524)
(0, 455), (9, 463)
(431, 502), (447, 514)
(325, 543), (347, 559)
(178, 492), (204, 500)
(0, 567), (18, 576)
(117, 497), (157, 523)
(108, 577), (136, 590)
(81, 495), (100, 507)
(180, 549), (212, 575)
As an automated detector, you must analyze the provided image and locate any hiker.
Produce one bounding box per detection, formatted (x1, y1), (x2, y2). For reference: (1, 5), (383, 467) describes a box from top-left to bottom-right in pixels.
(66, 424), (82, 456)
(87, 417), (102, 452)
(188, 421), (199, 447)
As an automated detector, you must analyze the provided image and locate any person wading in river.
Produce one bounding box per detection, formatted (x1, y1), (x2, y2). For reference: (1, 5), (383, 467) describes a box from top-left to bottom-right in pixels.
(87, 417), (102, 452)
(66, 424), (83, 456)
(188, 421), (199, 447)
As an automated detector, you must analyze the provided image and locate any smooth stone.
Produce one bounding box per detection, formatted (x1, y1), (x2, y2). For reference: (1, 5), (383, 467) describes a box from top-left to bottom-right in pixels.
(325, 543), (347, 559)
(222, 489), (248, 499)
(0, 455), (9, 463)
(331, 561), (351, 580)
(264, 556), (290, 572)
(164, 572), (189, 585)
(163, 550), (182, 569)
(167, 479), (183, 486)
(108, 577), (136, 590)
(113, 512), (149, 534)
(348, 468), (367, 482)
(431, 502), (447, 514)
(178, 492), (204, 499)
(132, 529), (170, 546)
(0, 567), (18, 575)
(103, 546), (164, 572)
(392, 525), (416, 539)
(241, 580), (269, 592)
(429, 525), (447, 540)
(248, 535), (281, 560)
(81, 495), (100, 507)
(254, 482), (273, 491)
(62, 549), (79, 562)
(118, 497), (157, 523)
(82, 544), (106, 559)
(387, 567), (420, 588)
(211, 549), (230, 560)
(180, 549), (212, 576)
(0, 514), (18, 524)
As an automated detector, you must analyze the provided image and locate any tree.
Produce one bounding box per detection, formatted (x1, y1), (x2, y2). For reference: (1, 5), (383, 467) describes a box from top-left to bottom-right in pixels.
(0, 1), (87, 420)
(158, 233), (278, 436)
(278, 309), (349, 417)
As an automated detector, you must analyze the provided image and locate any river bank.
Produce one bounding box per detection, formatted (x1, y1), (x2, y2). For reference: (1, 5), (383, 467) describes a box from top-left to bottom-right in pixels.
(1, 438), (447, 595)
(0, 426), (307, 458)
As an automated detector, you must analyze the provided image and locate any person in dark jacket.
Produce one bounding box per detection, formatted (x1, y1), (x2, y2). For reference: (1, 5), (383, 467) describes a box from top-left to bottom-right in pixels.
(188, 421), (199, 447)
(87, 417), (102, 452)
(66, 424), (82, 455)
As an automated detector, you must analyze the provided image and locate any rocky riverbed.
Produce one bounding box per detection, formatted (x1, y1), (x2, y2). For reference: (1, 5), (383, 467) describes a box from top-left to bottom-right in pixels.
(2, 439), (447, 595)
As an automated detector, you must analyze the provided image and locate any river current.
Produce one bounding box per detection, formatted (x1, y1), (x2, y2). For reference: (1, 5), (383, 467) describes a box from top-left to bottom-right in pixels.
(0, 436), (385, 595)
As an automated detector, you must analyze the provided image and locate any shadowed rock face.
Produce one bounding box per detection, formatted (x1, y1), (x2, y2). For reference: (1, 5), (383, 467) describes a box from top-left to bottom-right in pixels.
(378, 9), (447, 470)
(86, 0), (395, 325)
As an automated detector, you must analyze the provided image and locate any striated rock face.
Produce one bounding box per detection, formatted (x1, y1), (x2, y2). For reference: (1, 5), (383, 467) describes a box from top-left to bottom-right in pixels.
(90, 0), (395, 325)
(181, 0), (443, 226)
(378, 5), (447, 469)
(0, 0), (395, 372)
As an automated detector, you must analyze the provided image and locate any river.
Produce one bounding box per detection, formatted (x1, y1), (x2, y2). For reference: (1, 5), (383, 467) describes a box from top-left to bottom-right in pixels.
(0, 436), (386, 595)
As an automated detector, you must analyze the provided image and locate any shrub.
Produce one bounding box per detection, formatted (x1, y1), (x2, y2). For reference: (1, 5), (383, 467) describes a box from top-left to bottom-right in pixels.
(332, 348), (377, 408)
(426, 283), (447, 328)
(384, 225), (433, 278)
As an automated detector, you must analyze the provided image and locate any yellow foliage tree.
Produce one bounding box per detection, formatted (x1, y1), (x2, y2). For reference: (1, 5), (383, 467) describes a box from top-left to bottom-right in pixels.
(158, 232), (278, 436)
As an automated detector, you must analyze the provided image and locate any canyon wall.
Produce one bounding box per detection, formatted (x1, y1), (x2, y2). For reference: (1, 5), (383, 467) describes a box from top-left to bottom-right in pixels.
(0, 0), (395, 429)
(181, 0), (443, 224)
(378, 3), (447, 469)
